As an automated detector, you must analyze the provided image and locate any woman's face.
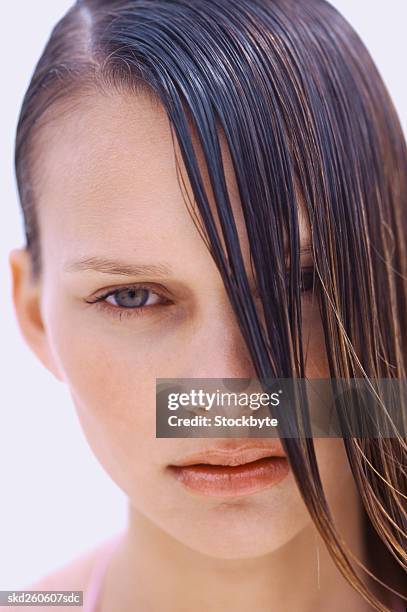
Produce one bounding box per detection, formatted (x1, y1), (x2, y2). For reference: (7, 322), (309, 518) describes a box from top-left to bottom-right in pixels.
(11, 89), (359, 558)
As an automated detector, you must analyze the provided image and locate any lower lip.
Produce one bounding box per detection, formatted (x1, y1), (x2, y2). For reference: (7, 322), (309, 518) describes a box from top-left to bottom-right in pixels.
(167, 456), (290, 497)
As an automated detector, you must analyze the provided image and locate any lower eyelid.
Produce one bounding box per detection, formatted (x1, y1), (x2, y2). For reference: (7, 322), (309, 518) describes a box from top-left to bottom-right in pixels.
(92, 300), (151, 319)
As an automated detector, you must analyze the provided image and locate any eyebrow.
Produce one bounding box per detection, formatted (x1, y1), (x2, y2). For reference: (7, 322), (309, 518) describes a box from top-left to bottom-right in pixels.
(63, 245), (313, 277)
(63, 256), (173, 277)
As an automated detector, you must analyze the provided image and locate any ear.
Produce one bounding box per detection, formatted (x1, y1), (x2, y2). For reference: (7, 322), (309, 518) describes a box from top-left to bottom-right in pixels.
(9, 248), (64, 382)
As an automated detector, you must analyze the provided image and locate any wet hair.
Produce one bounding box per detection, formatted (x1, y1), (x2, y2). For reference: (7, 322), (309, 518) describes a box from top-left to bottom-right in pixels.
(14, 0), (406, 609)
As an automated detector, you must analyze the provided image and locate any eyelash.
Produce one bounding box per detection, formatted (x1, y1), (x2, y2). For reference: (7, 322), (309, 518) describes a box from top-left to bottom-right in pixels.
(85, 284), (172, 321)
(85, 268), (317, 321)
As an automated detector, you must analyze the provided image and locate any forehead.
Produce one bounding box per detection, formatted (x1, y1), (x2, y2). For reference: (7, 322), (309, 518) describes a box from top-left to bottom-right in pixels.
(34, 88), (311, 271)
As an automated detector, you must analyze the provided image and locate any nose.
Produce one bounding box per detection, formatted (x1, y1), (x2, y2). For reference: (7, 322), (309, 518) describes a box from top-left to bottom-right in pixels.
(181, 297), (259, 380)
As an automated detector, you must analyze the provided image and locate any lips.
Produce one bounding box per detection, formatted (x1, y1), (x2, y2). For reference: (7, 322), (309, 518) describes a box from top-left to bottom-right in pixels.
(166, 442), (290, 497)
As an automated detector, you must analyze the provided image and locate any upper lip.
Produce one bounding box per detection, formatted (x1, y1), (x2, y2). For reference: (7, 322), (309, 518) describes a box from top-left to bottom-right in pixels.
(170, 442), (287, 467)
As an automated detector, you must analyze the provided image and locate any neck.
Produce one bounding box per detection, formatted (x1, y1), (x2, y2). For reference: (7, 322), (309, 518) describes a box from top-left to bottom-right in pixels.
(99, 494), (380, 612)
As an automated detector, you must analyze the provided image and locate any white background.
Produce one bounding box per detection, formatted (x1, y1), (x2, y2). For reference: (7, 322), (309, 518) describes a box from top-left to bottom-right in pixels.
(1, 0), (406, 589)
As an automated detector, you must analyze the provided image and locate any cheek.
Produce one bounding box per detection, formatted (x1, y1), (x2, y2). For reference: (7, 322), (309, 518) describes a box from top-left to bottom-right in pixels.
(44, 296), (163, 495)
(301, 299), (329, 377)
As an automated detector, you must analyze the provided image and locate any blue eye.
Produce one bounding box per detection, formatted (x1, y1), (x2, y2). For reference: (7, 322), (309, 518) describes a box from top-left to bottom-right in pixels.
(86, 284), (171, 320)
(105, 286), (160, 308)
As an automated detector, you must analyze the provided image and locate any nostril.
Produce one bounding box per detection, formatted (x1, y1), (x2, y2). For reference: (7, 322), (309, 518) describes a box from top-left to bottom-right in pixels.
(222, 377), (251, 392)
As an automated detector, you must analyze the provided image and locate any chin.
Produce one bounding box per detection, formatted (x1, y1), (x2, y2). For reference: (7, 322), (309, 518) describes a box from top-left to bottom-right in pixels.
(150, 488), (311, 559)
(170, 519), (309, 559)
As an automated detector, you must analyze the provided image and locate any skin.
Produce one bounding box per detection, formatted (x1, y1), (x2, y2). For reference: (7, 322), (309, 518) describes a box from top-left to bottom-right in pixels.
(9, 88), (385, 611)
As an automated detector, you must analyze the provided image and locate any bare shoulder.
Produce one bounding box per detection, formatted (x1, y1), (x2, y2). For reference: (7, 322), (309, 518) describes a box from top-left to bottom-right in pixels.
(4, 534), (124, 611)
(25, 541), (106, 592)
